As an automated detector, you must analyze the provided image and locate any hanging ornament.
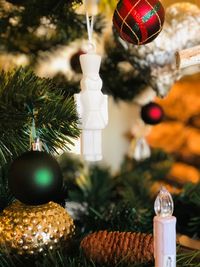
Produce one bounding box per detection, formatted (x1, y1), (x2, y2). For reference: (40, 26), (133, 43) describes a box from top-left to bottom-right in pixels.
(0, 201), (75, 255)
(8, 150), (63, 205)
(81, 231), (154, 265)
(70, 50), (85, 73)
(113, 0), (165, 45)
(74, 1), (108, 162)
(75, 54), (108, 161)
(129, 110), (152, 161)
(141, 102), (164, 125)
(8, 113), (63, 205)
(133, 137), (151, 161)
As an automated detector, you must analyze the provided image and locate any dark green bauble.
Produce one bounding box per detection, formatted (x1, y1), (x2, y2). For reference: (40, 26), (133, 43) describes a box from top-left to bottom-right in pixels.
(8, 151), (63, 205)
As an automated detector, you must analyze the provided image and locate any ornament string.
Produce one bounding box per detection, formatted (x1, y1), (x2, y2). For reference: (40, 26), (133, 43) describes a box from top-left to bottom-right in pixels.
(26, 104), (44, 152)
(31, 117), (37, 143)
(30, 115), (41, 151)
(86, 12), (94, 44)
(85, 0), (95, 52)
(25, 104), (37, 149)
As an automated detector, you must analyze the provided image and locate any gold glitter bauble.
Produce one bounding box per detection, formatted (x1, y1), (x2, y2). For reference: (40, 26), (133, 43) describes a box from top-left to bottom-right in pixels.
(0, 201), (75, 255)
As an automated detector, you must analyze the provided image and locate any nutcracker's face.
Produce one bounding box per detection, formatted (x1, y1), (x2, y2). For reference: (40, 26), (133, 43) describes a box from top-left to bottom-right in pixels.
(80, 54), (101, 76)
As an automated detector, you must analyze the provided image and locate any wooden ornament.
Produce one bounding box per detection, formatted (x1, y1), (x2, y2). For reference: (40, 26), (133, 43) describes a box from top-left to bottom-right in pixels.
(177, 234), (200, 251)
(176, 45), (200, 69)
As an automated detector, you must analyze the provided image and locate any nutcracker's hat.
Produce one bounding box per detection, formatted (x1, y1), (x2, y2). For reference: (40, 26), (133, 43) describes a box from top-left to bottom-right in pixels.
(80, 53), (101, 75)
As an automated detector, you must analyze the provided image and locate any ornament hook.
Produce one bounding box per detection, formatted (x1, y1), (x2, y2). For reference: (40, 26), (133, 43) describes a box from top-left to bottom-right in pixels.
(26, 105), (42, 152)
(85, 0), (96, 53)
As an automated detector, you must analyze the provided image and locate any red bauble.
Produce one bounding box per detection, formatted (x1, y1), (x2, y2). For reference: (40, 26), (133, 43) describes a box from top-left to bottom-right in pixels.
(70, 50), (85, 73)
(141, 102), (164, 125)
(113, 0), (165, 45)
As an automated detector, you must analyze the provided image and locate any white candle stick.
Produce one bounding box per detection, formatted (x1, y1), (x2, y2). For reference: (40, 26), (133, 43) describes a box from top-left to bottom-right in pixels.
(154, 187), (177, 267)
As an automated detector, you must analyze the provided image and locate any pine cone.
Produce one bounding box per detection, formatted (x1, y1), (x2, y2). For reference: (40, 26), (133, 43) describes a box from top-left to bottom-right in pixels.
(80, 231), (154, 266)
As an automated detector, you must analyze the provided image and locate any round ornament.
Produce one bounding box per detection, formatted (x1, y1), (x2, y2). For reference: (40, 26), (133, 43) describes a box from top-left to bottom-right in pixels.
(8, 151), (63, 205)
(0, 201), (75, 255)
(113, 0), (165, 45)
(70, 50), (85, 73)
(141, 102), (164, 125)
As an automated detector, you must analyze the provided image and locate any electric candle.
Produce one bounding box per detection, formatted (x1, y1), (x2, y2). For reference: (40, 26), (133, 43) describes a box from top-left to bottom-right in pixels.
(154, 187), (176, 267)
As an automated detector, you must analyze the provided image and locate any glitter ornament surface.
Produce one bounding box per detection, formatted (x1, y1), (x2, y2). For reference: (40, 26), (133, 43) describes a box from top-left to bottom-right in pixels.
(0, 201), (75, 255)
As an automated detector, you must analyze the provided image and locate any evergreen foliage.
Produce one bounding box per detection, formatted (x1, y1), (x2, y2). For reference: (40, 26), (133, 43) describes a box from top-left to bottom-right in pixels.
(0, 0), (104, 55)
(0, 67), (80, 165)
(175, 183), (200, 238)
(0, 0), (83, 54)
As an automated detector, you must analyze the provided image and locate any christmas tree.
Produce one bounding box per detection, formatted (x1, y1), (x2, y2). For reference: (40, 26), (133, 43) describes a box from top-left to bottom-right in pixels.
(0, 0), (200, 266)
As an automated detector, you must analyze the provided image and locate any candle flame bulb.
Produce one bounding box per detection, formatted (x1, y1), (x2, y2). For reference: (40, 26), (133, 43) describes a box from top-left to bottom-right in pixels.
(154, 187), (174, 217)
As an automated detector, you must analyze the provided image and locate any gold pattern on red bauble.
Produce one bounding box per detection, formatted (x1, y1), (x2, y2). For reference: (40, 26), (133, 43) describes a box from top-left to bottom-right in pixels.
(113, 0), (165, 45)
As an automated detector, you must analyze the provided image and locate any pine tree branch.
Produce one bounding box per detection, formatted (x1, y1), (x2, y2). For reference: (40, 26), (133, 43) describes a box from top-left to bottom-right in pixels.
(0, 0), (104, 55)
(177, 248), (200, 267)
(174, 183), (200, 238)
(0, 67), (80, 165)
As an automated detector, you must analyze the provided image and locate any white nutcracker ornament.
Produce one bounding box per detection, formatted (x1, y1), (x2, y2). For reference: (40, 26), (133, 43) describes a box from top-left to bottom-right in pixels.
(75, 53), (108, 162)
